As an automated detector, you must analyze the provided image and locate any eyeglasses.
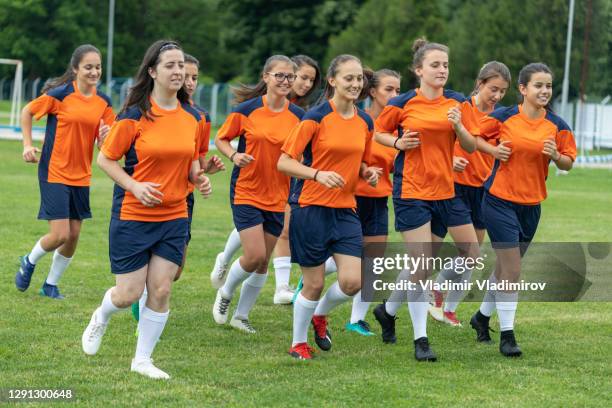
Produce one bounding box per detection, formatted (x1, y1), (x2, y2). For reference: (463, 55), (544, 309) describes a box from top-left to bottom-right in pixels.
(266, 72), (297, 83)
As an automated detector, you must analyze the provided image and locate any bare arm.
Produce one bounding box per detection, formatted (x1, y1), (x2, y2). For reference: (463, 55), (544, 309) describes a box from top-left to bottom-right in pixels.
(215, 136), (254, 168)
(277, 153), (345, 189)
(21, 106), (40, 163)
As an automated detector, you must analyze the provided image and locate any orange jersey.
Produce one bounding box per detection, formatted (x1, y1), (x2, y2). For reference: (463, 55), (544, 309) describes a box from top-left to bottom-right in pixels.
(28, 81), (115, 186)
(355, 110), (396, 197)
(188, 103), (211, 193)
(453, 97), (496, 187)
(479, 105), (577, 205)
(217, 96), (304, 211)
(282, 100), (374, 208)
(101, 99), (203, 222)
(375, 88), (467, 201)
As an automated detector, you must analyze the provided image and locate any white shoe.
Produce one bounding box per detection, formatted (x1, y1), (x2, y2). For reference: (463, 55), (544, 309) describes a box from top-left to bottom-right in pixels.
(428, 304), (444, 323)
(131, 358), (170, 380)
(273, 284), (295, 305)
(212, 289), (231, 324)
(210, 252), (229, 289)
(229, 316), (256, 334)
(82, 308), (108, 355)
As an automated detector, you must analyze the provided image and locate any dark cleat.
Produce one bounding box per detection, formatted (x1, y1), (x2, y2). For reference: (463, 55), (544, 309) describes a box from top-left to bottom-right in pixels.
(312, 315), (332, 351)
(470, 311), (495, 344)
(414, 337), (437, 362)
(373, 303), (397, 344)
(500, 330), (522, 357)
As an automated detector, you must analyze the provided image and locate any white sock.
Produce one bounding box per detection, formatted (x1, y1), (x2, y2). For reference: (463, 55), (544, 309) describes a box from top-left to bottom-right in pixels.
(407, 285), (428, 340)
(220, 259), (252, 299)
(314, 281), (350, 316)
(444, 268), (473, 312)
(135, 306), (169, 361)
(292, 293), (318, 346)
(97, 288), (125, 323)
(234, 272), (267, 319)
(28, 238), (48, 264)
(45, 250), (72, 286)
(479, 272), (497, 317)
(139, 286), (148, 318)
(385, 269), (410, 316)
(350, 290), (371, 323)
(435, 258), (461, 284)
(324, 257), (337, 275)
(496, 291), (518, 331)
(221, 228), (242, 265)
(273, 256), (291, 290)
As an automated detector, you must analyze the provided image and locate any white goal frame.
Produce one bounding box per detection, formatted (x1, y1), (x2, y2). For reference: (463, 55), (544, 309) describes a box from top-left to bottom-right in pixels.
(0, 59), (23, 129)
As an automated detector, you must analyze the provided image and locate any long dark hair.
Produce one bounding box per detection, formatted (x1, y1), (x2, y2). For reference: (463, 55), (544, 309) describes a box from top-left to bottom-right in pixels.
(233, 55), (296, 104)
(471, 61), (511, 96)
(319, 54), (364, 103)
(288, 55), (321, 108)
(121, 40), (189, 121)
(42, 44), (101, 93)
(518, 62), (554, 111)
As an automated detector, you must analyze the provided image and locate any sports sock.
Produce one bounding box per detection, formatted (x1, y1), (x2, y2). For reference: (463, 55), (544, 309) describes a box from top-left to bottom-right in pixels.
(28, 238), (48, 265)
(496, 291), (518, 331)
(350, 290), (371, 323)
(314, 281), (350, 316)
(97, 288), (125, 323)
(45, 250), (72, 286)
(272, 256), (291, 290)
(138, 286), (148, 318)
(324, 257), (337, 275)
(221, 228), (242, 265)
(135, 307), (169, 361)
(234, 272), (268, 319)
(220, 259), (252, 299)
(479, 272), (497, 317)
(444, 268), (473, 312)
(407, 284), (428, 340)
(292, 293), (318, 345)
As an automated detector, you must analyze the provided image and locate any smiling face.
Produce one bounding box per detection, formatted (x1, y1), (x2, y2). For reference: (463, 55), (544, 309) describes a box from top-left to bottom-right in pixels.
(477, 76), (509, 109)
(415, 49), (449, 90)
(370, 75), (400, 109)
(183, 62), (199, 97)
(520, 71), (553, 109)
(292, 64), (317, 97)
(263, 61), (295, 98)
(149, 49), (185, 93)
(73, 52), (101, 89)
(329, 59), (363, 102)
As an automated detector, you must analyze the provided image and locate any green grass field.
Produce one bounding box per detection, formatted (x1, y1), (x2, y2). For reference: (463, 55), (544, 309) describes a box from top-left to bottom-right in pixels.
(0, 139), (610, 407)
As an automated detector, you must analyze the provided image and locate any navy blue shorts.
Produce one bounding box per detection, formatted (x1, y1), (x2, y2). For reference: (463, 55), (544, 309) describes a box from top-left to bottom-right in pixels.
(356, 196), (389, 236)
(38, 180), (91, 220)
(393, 197), (472, 238)
(289, 205), (362, 267)
(483, 192), (541, 252)
(231, 204), (284, 237)
(109, 217), (188, 274)
(454, 183), (486, 229)
(186, 192), (195, 245)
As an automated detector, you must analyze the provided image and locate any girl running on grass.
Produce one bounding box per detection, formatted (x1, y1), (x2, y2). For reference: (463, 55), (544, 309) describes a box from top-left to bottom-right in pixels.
(469, 62), (576, 357)
(346, 68), (401, 337)
(211, 55), (305, 333)
(81, 40), (211, 380)
(429, 61), (511, 327)
(278, 54), (381, 360)
(15, 44), (114, 299)
(372, 38), (479, 362)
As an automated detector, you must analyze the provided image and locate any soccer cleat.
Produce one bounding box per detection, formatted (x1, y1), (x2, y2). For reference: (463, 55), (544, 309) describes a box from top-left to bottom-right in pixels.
(273, 284), (295, 305)
(414, 337), (437, 362)
(470, 311), (494, 344)
(288, 342), (315, 360)
(499, 330), (522, 357)
(39, 282), (65, 299)
(131, 302), (140, 322)
(373, 303), (397, 344)
(229, 316), (256, 334)
(345, 320), (376, 336)
(442, 311), (462, 327)
(82, 308), (108, 355)
(291, 275), (303, 304)
(428, 289), (444, 322)
(15, 255), (36, 292)
(212, 289), (231, 324)
(210, 252), (229, 289)
(311, 315), (332, 351)
(131, 358), (170, 380)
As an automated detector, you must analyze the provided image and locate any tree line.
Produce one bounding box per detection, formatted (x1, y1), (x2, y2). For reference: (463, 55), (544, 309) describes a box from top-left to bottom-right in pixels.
(0, 0), (609, 101)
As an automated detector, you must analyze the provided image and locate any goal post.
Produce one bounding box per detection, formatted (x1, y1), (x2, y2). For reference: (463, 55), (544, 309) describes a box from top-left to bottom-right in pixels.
(0, 58), (23, 130)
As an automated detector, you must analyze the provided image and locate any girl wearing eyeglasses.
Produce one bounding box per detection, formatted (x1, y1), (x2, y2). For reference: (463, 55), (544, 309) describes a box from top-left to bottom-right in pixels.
(212, 55), (305, 334)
